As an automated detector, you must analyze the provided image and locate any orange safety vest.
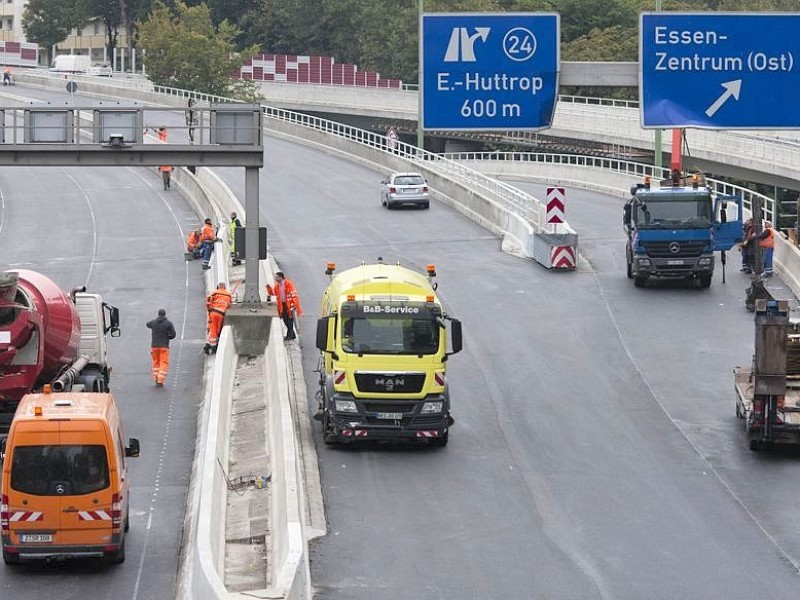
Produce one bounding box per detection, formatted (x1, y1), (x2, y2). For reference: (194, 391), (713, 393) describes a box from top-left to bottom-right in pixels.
(266, 279), (302, 317)
(187, 231), (201, 251)
(201, 223), (216, 243)
(759, 227), (775, 249)
(157, 129), (168, 142)
(160, 165), (172, 173)
(206, 289), (232, 314)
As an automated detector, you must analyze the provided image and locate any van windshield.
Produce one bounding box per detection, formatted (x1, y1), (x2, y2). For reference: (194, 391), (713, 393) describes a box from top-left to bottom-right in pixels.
(11, 445), (110, 496)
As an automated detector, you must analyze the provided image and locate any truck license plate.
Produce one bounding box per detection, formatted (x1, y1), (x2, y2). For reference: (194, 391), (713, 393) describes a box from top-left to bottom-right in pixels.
(376, 412), (403, 420)
(667, 260), (684, 265)
(20, 534), (52, 543)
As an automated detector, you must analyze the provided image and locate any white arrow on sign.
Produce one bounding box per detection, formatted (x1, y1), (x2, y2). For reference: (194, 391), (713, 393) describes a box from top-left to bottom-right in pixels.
(705, 79), (742, 118)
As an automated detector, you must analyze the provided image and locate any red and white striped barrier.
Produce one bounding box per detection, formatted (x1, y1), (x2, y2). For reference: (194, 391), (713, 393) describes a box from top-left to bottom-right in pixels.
(237, 54), (402, 89)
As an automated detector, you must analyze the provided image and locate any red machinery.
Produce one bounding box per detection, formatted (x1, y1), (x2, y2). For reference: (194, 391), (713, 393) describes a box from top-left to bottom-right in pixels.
(0, 270), (82, 406)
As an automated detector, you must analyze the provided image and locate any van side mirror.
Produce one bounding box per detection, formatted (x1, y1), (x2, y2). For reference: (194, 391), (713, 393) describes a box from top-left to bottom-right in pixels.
(0, 438), (6, 462)
(125, 438), (140, 458)
(623, 203), (632, 226)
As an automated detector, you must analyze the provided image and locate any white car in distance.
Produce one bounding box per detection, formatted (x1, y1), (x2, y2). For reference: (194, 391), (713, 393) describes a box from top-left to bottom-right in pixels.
(380, 172), (430, 209)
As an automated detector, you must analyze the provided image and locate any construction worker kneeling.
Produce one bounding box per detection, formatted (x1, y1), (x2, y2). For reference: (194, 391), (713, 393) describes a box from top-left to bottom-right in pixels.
(205, 282), (232, 354)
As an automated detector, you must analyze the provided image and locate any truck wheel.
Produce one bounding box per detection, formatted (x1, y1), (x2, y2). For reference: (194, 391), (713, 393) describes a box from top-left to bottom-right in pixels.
(749, 439), (762, 451)
(429, 432), (449, 447)
(735, 403), (742, 419)
(698, 275), (712, 289)
(626, 258), (633, 279)
(322, 412), (337, 445)
(633, 276), (647, 288)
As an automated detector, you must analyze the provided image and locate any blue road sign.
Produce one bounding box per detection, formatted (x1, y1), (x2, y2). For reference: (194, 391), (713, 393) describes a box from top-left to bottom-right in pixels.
(641, 12), (800, 129)
(421, 13), (559, 131)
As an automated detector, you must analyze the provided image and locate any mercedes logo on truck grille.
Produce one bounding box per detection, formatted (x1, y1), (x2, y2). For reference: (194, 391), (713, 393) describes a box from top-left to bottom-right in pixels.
(669, 242), (681, 254)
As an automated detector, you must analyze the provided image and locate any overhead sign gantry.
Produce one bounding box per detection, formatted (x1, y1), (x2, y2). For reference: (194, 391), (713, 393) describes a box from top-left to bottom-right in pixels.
(420, 12), (560, 131)
(640, 12), (800, 129)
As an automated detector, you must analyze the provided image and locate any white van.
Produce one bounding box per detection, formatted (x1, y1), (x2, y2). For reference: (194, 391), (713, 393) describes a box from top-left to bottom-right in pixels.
(52, 55), (90, 74)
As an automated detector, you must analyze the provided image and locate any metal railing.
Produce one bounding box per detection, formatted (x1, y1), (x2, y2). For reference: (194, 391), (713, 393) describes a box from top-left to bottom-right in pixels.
(439, 151), (775, 222)
(21, 70), (783, 228)
(257, 104), (551, 229)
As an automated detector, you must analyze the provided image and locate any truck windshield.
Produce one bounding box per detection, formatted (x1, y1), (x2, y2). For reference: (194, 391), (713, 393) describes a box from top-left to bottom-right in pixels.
(341, 315), (439, 355)
(11, 444), (110, 496)
(634, 192), (712, 229)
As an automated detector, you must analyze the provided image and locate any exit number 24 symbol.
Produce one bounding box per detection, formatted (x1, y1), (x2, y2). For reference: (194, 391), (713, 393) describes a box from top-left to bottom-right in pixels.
(503, 27), (537, 62)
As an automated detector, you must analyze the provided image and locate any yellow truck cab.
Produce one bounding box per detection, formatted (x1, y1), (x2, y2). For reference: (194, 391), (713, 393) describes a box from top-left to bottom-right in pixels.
(0, 389), (139, 564)
(315, 259), (462, 446)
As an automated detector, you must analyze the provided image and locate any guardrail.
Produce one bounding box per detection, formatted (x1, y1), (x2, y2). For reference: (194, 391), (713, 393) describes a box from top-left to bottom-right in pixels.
(439, 151), (775, 223)
(257, 104), (574, 236)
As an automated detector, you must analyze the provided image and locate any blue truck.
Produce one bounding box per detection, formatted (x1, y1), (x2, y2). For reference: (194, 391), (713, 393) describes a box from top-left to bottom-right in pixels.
(623, 174), (743, 288)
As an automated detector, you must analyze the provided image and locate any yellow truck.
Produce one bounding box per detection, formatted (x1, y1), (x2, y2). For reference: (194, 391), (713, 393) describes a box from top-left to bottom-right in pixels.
(315, 259), (462, 446)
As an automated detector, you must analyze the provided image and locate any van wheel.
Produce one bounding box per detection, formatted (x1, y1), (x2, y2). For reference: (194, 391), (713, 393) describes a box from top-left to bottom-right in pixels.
(3, 549), (20, 565)
(107, 539), (126, 564)
(124, 505), (130, 532)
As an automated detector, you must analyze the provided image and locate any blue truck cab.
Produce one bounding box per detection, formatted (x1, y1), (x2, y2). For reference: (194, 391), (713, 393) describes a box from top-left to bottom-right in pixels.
(623, 174), (743, 288)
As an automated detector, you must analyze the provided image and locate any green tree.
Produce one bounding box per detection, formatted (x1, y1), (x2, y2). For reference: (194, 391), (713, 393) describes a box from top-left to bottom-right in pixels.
(85, 0), (123, 58)
(23, 0), (86, 66)
(137, 1), (258, 97)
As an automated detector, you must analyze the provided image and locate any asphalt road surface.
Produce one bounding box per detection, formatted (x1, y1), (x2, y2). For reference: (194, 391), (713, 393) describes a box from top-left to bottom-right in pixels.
(0, 83), (207, 599)
(7, 81), (800, 599)
(218, 144), (800, 599)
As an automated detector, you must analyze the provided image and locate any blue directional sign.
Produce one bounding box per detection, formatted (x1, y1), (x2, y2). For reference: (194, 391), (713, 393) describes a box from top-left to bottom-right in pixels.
(421, 13), (559, 131)
(641, 13), (800, 129)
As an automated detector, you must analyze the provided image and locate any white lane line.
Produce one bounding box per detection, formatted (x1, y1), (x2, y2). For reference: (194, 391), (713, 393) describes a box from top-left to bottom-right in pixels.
(61, 169), (99, 289)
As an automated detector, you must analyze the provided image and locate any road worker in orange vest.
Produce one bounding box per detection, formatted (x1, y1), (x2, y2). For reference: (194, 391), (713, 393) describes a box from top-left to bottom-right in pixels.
(758, 220), (775, 277)
(146, 308), (176, 387)
(266, 271), (302, 341)
(160, 164), (172, 190)
(200, 218), (220, 270)
(186, 229), (202, 260)
(204, 282), (233, 354)
(157, 126), (168, 142)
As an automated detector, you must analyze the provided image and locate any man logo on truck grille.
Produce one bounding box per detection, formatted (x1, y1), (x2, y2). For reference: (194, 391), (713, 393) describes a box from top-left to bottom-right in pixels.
(375, 377), (404, 391)
(669, 242), (681, 254)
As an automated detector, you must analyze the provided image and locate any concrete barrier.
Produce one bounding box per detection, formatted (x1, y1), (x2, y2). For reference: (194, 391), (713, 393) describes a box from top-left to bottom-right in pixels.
(186, 327), (237, 600)
(263, 313), (311, 598)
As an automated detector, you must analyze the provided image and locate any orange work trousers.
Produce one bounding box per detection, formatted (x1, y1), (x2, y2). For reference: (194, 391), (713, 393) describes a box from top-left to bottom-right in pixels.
(207, 310), (225, 346)
(151, 347), (170, 384)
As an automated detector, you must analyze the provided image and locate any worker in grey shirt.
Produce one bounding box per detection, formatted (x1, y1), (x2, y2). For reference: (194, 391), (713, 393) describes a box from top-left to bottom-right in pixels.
(146, 308), (177, 387)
